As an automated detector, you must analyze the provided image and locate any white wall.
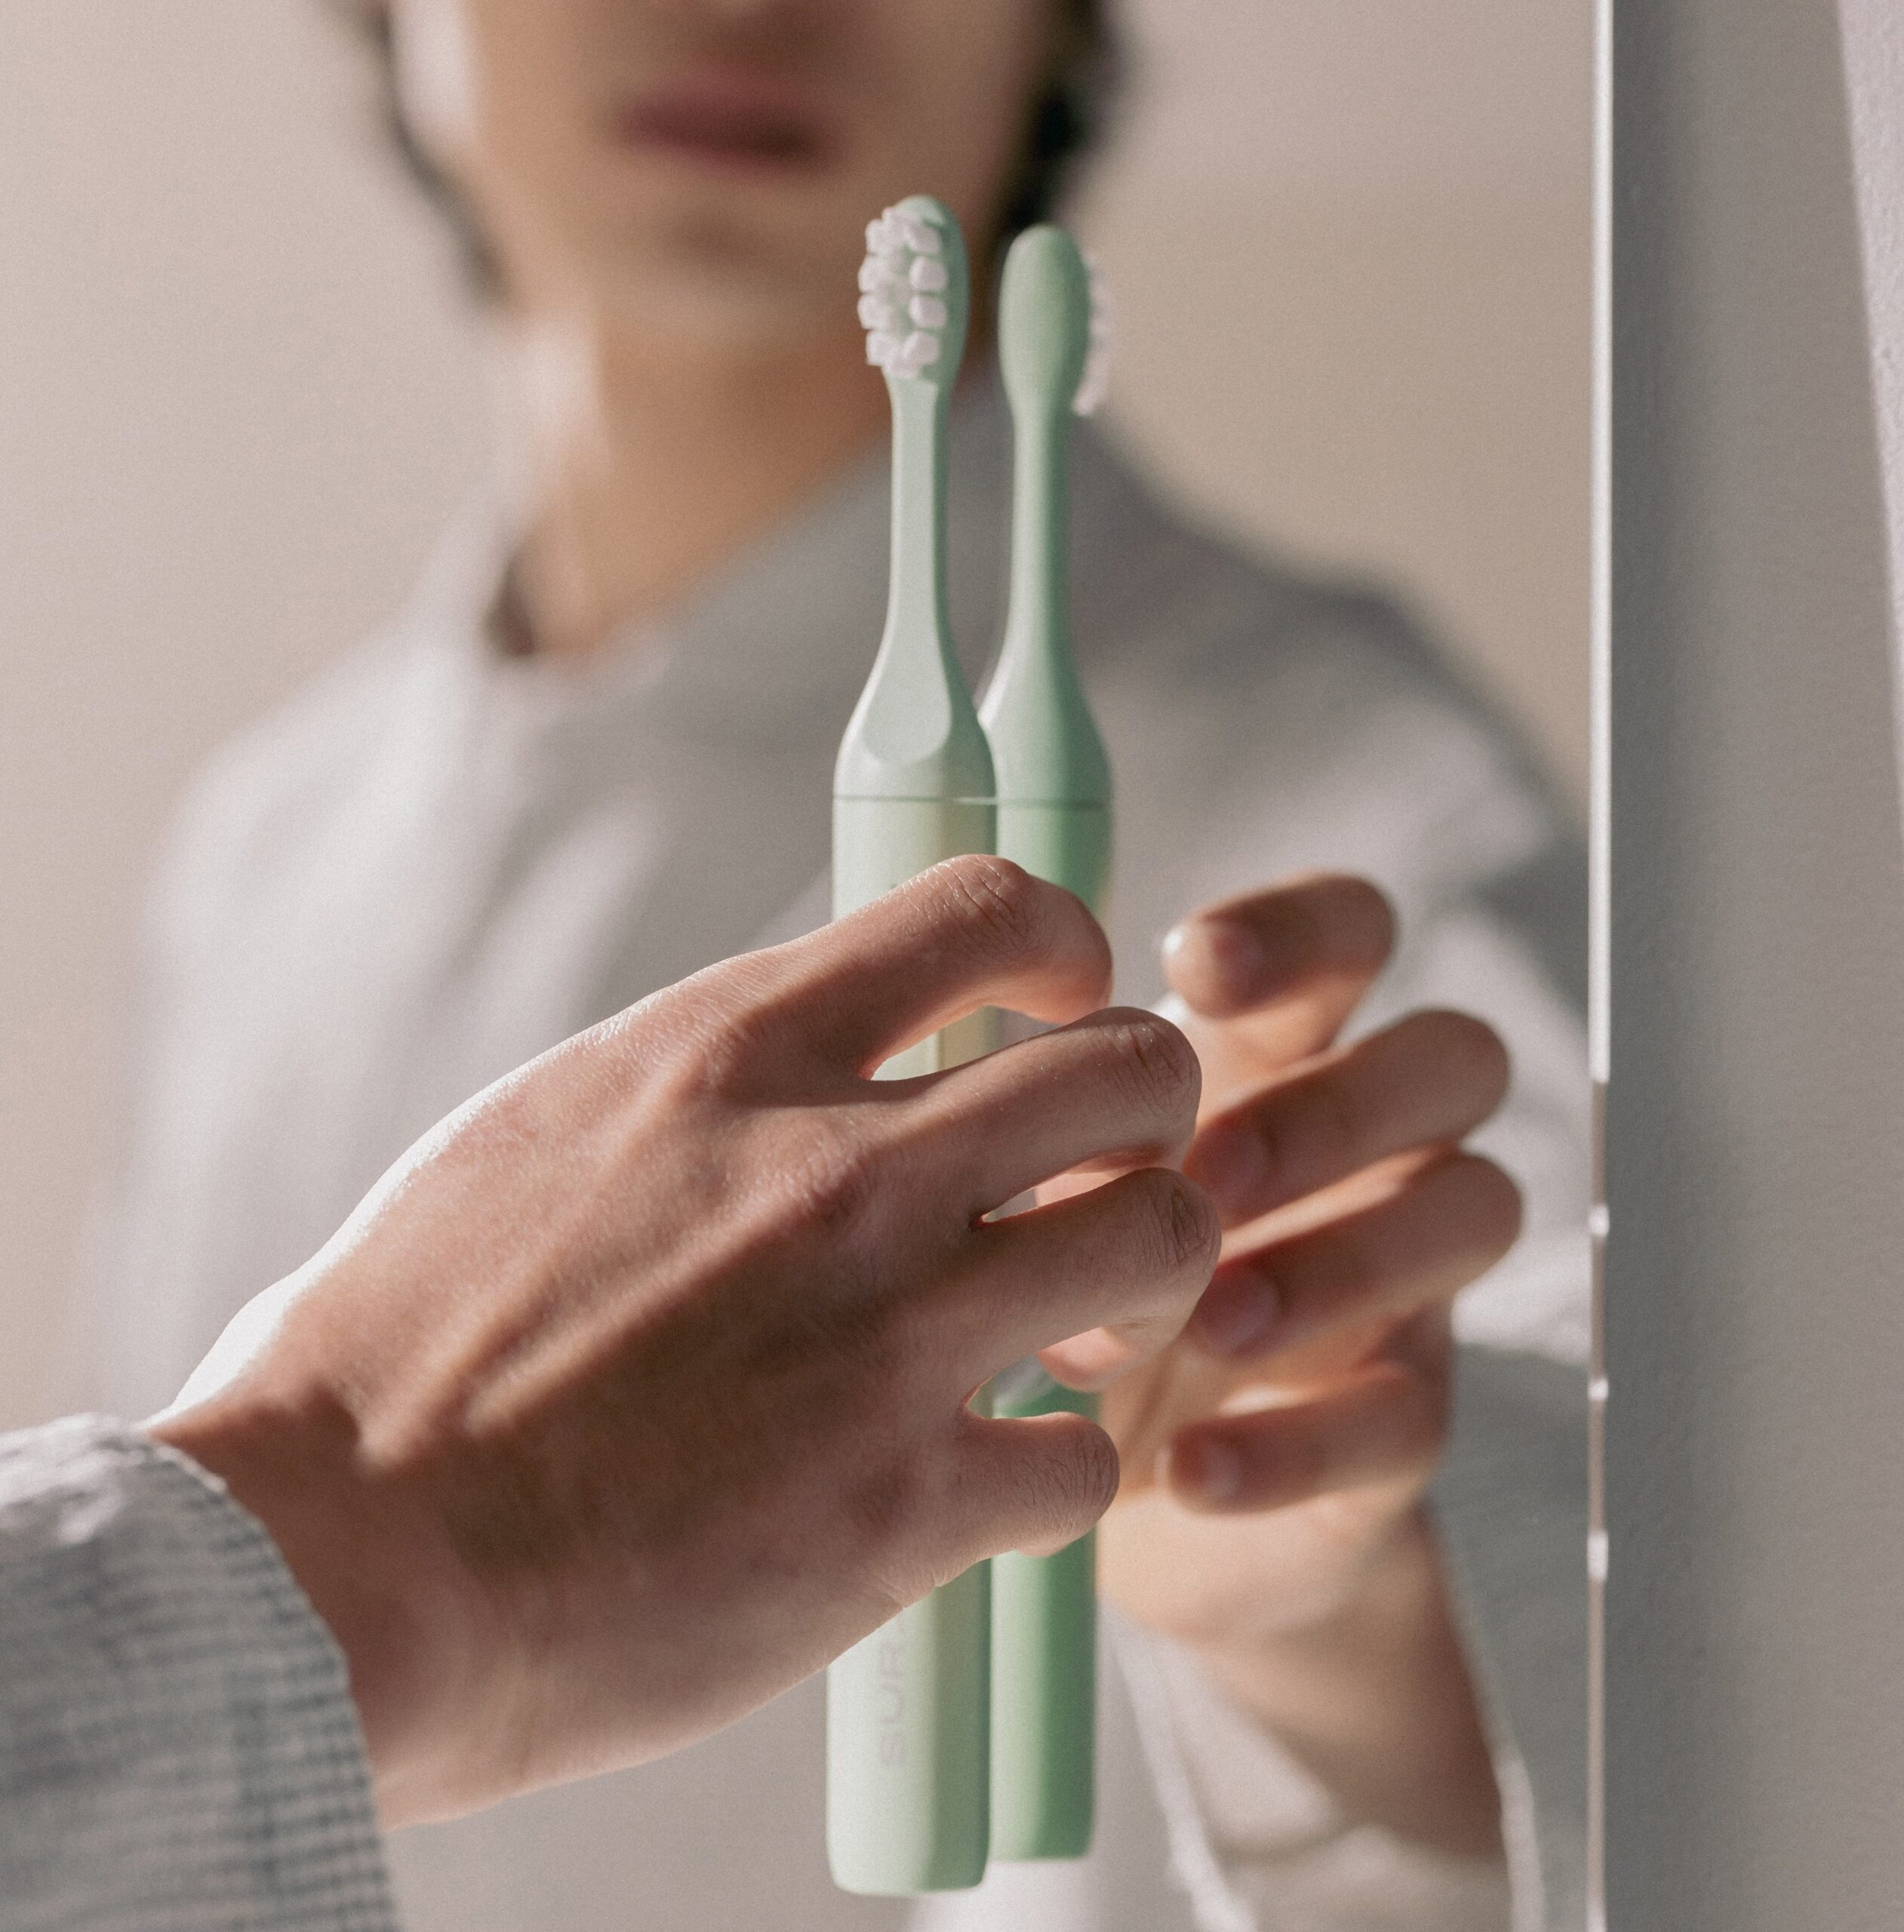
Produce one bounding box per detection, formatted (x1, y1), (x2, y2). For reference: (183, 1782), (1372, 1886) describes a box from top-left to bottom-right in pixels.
(1604, 2), (1904, 1919)
(0, 1), (1590, 1428)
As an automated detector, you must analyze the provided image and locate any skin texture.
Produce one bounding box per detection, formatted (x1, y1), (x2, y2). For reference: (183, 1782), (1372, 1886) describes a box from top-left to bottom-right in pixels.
(362, 0), (1522, 1858)
(156, 859), (1219, 1828)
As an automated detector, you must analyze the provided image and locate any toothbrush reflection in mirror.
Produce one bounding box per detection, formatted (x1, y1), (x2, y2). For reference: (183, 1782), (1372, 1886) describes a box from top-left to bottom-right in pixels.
(826, 193), (998, 1898)
(979, 224), (1113, 1866)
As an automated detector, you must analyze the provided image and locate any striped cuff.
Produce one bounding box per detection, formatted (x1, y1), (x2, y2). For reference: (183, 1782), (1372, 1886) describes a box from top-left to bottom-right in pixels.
(0, 1415), (398, 1931)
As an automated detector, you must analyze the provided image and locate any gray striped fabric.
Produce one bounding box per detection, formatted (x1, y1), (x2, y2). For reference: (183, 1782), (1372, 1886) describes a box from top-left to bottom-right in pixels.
(0, 1417), (398, 1930)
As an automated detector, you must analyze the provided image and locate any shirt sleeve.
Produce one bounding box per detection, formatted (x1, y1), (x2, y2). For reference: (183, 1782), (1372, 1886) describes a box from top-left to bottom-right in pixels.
(0, 1415), (401, 1932)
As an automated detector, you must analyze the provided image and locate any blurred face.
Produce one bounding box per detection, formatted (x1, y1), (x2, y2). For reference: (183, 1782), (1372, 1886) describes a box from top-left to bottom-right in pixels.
(390, 0), (1060, 338)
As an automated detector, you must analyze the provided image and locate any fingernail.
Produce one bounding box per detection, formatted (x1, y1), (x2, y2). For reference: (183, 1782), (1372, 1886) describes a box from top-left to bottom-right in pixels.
(1176, 1434), (1242, 1503)
(1164, 916), (1267, 1002)
(1185, 1121), (1266, 1220)
(1190, 1271), (1282, 1357)
(1159, 921), (1198, 966)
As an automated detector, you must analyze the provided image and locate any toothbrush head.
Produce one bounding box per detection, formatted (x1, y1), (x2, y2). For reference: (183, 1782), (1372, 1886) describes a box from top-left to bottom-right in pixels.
(998, 225), (1107, 421)
(859, 194), (969, 388)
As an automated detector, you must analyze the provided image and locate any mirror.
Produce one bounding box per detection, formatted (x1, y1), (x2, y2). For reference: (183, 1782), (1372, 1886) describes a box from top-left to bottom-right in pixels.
(0, 2), (1592, 1927)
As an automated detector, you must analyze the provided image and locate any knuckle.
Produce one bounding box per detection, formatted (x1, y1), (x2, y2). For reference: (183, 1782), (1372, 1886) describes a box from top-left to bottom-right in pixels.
(1305, 1220), (1375, 1312)
(1275, 1421), (1328, 1500)
(1416, 1008), (1512, 1109)
(641, 978), (774, 1102)
(841, 1447), (928, 1576)
(1274, 872), (1396, 974)
(1463, 1154), (1525, 1254)
(774, 1114), (885, 1243)
(671, 1022), (749, 1101)
(1305, 1064), (1368, 1177)
(1105, 1008), (1201, 1118)
(1333, 875), (1398, 962)
(934, 854), (1046, 958)
(1000, 1419), (1121, 1546)
(1060, 1422), (1122, 1524)
(1137, 1168), (1223, 1275)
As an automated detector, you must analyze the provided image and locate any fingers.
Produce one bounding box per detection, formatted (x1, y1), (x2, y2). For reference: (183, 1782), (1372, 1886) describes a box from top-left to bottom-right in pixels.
(752, 857), (1113, 1075)
(1186, 1150), (1523, 1361)
(1164, 1352), (1447, 1514)
(947, 1410), (1121, 1561)
(938, 1167), (1223, 1387)
(1183, 1008), (1509, 1228)
(912, 1006), (1201, 1214)
(1162, 873), (1394, 1060)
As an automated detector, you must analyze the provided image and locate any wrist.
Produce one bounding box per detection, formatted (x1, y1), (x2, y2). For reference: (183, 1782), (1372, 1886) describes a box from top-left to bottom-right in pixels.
(152, 1384), (486, 1824)
(1183, 1513), (1503, 1858)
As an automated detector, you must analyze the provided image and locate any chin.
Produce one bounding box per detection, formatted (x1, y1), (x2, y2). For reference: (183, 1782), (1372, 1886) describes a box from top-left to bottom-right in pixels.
(592, 221), (854, 349)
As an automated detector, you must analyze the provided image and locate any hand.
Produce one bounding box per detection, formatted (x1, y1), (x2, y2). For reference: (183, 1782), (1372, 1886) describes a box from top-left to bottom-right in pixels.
(155, 857), (1219, 1828)
(1078, 875), (1521, 1854)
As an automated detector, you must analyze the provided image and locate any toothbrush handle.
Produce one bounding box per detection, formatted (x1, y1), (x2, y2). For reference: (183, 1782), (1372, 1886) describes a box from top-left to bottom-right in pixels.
(827, 1481), (993, 1895)
(988, 799), (1110, 1863)
(827, 795), (996, 1897)
(989, 1378), (1098, 1860)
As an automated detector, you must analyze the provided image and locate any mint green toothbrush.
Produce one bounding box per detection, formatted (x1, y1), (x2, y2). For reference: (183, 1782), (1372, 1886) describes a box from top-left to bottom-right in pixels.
(826, 194), (997, 1897)
(979, 224), (1112, 1864)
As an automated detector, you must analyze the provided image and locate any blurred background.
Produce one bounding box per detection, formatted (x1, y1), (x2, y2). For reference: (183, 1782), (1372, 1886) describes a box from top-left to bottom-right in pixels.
(0, 0), (1589, 1429)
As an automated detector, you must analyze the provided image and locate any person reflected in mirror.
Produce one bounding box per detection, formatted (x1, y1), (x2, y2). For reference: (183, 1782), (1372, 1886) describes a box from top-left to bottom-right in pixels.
(82, 3), (1590, 1928)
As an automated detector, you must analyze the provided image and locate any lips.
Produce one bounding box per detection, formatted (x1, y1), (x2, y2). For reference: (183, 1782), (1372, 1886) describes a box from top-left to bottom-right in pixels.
(613, 75), (834, 172)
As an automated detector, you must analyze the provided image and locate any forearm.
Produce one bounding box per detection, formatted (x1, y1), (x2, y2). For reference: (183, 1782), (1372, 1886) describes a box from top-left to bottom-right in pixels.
(1184, 1510), (1503, 1860)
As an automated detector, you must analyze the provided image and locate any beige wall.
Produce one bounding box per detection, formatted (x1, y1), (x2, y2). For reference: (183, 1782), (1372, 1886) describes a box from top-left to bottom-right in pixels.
(0, 0), (1589, 1429)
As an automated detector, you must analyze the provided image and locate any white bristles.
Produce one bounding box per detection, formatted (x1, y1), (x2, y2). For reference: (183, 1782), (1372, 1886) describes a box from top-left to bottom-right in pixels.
(1073, 253), (1113, 417)
(859, 202), (953, 380)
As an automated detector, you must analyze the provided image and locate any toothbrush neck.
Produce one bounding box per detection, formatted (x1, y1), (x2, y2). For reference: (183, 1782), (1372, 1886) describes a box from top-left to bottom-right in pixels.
(1004, 404), (1069, 658)
(885, 379), (954, 646)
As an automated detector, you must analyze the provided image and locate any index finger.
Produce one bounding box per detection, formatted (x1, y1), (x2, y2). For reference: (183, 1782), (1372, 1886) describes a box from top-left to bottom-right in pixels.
(1161, 873), (1395, 1065)
(754, 856), (1113, 1074)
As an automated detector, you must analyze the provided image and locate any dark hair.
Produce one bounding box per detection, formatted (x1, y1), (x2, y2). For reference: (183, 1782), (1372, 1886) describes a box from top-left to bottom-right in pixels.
(329, 1), (1121, 297)
(328, 2), (500, 291)
(998, 0), (1122, 233)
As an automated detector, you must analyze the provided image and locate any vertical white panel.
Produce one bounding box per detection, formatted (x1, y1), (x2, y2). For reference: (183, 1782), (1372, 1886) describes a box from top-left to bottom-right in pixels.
(1607, 1), (1904, 1922)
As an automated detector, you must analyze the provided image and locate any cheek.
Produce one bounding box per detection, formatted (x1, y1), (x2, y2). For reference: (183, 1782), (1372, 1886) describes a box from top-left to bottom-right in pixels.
(858, 0), (1050, 235)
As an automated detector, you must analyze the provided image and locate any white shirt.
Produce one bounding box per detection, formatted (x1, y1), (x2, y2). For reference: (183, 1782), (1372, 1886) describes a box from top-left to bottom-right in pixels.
(0, 1417), (397, 1930)
(85, 386), (1587, 1932)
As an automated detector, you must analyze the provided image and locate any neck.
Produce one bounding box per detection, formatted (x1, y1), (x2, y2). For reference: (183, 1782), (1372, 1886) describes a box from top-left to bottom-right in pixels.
(492, 303), (890, 659)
